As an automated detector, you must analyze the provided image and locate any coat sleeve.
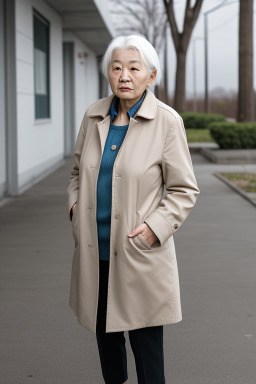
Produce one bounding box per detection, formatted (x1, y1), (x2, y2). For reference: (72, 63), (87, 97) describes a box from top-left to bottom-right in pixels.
(144, 116), (200, 246)
(66, 113), (87, 222)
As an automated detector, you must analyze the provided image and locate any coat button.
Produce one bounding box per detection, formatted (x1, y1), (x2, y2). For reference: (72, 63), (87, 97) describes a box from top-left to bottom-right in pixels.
(114, 251), (117, 256)
(174, 223), (178, 229)
(114, 213), (120, 219)
(88, 244), (94, 248)
(111, 145), (117, 150)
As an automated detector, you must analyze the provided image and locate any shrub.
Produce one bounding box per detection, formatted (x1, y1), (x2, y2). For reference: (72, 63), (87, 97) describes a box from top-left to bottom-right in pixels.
(180, 112), (225, 129)
(209, 122), (256, 149)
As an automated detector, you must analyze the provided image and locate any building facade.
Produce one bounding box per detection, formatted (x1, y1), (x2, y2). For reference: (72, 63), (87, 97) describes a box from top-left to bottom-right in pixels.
(0, 0), (114, 201)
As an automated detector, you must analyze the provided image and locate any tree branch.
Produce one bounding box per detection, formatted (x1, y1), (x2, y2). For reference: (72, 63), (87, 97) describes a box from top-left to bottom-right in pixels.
(163, 0), (180, 52)
(182, 0), (203, 51)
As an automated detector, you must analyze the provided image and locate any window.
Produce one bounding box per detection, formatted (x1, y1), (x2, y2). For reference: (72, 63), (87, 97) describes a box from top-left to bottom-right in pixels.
(33, 10), (50, 119)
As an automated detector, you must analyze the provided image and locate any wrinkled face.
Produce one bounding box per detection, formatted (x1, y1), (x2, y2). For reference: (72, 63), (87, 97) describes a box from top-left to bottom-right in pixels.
(108, 48), (156, 102)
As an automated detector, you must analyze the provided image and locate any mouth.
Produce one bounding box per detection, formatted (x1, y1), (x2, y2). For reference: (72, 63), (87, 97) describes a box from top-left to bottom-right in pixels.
(120, 87), (132, 90)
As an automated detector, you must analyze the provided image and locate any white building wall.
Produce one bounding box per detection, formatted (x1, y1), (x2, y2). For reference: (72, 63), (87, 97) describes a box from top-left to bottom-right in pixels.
(0, 0), (6, 199)
(94, 0), (115, 38)
(15, 0), (64, 192)
(63, 31), (99, 138)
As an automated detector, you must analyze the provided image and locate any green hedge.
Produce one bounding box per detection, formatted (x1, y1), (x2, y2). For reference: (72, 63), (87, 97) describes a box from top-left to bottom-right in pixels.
(209, 122), (256, 149)
(180, 112), (225, 129)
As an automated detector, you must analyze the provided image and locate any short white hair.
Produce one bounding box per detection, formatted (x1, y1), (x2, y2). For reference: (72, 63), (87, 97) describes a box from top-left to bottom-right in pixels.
(100, 34), (162, 86)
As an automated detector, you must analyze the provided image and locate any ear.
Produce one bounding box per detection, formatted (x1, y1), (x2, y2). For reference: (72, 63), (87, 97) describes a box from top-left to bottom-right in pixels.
(147, 68), (157, 87)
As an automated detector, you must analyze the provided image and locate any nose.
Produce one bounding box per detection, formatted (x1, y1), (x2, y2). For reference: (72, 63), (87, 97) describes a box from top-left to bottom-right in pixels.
(119, 68), (130, 82)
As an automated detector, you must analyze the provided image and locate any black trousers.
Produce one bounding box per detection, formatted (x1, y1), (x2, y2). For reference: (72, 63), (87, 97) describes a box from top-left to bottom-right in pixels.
(96, 260), (166, 384)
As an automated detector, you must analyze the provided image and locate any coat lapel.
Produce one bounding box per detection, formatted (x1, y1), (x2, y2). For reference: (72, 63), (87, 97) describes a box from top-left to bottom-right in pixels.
(92, 87), (158, 155)
(97, 115), (111, 156)
(88, 87), (158, 121)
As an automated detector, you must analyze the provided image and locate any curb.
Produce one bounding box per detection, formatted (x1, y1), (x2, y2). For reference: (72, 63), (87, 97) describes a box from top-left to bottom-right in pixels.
(214, 172), (256, 208)
(201, 148), (256, 164)
(188, 142), (219, 154)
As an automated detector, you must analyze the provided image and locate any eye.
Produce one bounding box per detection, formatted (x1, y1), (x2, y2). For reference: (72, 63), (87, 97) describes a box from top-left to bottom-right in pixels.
(113, 66), (121, 71)
(131, 67), (139, 71)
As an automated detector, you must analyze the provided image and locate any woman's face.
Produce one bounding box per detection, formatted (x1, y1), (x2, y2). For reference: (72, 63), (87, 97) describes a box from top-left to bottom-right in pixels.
(108, 48), (157, 102)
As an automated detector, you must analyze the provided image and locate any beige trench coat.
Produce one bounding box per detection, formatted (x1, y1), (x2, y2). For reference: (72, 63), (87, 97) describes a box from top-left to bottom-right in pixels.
(67, 87), (200, 334)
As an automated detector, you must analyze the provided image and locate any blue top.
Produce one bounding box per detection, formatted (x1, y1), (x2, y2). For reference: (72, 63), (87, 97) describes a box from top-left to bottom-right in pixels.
(109, 90), (146, 123)
(96, 90), (146, 260)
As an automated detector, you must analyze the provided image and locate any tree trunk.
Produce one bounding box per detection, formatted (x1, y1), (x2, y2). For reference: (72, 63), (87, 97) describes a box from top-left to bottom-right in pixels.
(163, 0), (203, 113)
(163, 34), (169, 104)
(174, 51), (186, 112)
(238, 0), (254, 122)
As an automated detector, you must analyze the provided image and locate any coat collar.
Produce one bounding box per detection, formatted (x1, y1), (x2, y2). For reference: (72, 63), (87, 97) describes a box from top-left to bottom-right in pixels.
(88, 87), (157, 120)
(109, 90), (146, 122)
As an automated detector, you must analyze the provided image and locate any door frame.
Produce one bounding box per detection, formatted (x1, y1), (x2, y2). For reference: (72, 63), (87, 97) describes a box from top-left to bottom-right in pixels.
(63, 41), (75, 157)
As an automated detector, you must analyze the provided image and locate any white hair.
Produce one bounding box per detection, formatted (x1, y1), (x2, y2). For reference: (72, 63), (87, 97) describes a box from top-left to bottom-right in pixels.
(100, 34), (162, 86)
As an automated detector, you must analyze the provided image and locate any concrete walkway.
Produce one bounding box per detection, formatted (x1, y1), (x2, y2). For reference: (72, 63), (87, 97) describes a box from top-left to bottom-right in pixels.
(0, 154), (255, 384)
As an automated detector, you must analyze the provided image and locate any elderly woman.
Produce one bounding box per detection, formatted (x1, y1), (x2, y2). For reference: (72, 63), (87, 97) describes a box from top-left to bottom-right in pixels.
(67, 35), (200, 384)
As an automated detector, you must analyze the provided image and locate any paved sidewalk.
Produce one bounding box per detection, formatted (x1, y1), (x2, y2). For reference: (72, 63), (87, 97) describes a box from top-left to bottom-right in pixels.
(0, 154), (255, 384)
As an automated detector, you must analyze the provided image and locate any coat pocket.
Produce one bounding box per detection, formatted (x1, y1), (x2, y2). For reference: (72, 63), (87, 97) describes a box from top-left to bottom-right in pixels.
(71, 204), (79, 245)
(131, 210), (152, 251)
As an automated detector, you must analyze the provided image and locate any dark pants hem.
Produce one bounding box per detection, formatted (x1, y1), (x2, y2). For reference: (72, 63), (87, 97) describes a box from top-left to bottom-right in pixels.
(96, 260), (165, 384)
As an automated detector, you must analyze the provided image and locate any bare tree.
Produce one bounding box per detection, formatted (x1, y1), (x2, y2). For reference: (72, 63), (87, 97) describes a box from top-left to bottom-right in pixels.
(238, 0), (254, 122)
(163, 0), (203, 112)
(108, 0), (168, 100)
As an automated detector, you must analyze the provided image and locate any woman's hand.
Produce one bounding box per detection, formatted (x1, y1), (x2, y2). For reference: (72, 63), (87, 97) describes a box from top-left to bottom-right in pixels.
(72, 203), (77, 214)
(72, 203), (77, 218)
(128, 223), (159, 247)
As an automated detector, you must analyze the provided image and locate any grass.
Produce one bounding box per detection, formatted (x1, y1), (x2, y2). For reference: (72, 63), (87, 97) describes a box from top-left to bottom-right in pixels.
(220, 173), (256, 193)
(185, 129), (215, 143)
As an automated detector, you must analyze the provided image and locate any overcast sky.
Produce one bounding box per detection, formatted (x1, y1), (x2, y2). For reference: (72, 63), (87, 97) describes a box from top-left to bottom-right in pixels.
(167, 0), (255, 96)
